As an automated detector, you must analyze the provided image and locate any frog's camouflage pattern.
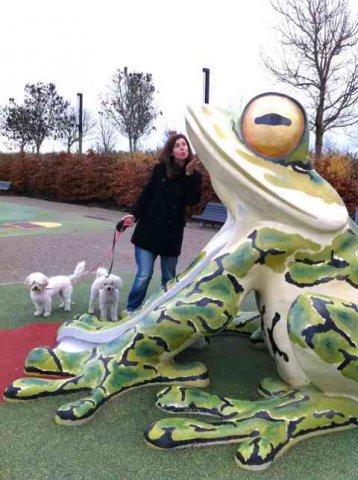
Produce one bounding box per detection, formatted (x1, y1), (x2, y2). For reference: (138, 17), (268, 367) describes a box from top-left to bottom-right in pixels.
(4, 93), (358, 470)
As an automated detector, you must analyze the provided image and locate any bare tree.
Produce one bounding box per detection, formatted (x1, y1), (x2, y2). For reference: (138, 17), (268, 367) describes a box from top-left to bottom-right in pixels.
(93, 113), (118, 153)
(58, 106), (96, 153)
(263, 0), (358, 160)
(101, 67), (160, 152)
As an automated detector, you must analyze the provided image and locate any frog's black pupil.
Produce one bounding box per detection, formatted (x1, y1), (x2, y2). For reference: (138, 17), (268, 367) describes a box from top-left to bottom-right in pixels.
(255, 113), (291, 126)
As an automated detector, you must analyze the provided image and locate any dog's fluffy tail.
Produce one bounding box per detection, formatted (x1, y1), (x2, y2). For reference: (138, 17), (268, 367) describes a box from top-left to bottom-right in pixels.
(69, 261), (86, 283)
(96, 267), (108, 278)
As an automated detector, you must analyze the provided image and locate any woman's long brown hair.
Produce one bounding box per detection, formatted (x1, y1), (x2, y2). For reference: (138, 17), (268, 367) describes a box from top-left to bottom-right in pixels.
(159, 133), (194, 179)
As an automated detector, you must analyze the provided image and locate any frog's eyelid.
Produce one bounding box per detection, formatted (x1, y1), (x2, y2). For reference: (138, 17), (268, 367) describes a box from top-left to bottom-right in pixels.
(231, 119), (244, 143)
(293, 165), (310, 174)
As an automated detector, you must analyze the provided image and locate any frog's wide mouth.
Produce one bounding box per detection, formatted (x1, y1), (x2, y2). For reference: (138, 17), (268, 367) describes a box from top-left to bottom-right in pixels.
(185, 104), (347, 232)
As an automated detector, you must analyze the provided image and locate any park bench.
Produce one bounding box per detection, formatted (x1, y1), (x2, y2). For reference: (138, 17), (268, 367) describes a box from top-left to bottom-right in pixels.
(0, 181), (11, 191)
(192, 201), (227, 227)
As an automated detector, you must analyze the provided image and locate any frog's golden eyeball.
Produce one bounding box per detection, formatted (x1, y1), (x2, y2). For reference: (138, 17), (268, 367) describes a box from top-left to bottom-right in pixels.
(240, 93), (305, 159)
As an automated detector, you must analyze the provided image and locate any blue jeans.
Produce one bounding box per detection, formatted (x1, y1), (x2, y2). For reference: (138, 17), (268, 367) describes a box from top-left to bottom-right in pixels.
(127, 246), (178, 312)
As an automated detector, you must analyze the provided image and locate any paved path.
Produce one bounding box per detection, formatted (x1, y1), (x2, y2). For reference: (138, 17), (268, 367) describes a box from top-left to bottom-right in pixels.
(0, 196), (216, 284)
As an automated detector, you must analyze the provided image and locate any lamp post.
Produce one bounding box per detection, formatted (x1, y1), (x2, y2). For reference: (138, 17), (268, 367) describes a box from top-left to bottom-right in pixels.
(77, 92), (83, 154)
(202, 68), (210, 104)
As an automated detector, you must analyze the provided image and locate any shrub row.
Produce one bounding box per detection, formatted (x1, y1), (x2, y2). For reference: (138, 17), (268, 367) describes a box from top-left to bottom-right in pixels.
(0, 152), (219, 215)
(0, 151), (356, 216)
(315, 153), (358, 217)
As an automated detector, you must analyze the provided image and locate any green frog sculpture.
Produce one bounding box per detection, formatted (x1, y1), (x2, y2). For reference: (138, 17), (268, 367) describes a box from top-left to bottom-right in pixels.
(4, 93), (358, 470)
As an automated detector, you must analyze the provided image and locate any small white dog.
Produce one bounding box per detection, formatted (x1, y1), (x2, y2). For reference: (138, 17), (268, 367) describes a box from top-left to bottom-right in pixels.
(25, 261), (86, 317)
(88, 267), (123, 321)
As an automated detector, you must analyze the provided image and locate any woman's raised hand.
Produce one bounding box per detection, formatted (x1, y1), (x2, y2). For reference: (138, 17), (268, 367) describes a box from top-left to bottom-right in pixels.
(185, 159), (200, 176)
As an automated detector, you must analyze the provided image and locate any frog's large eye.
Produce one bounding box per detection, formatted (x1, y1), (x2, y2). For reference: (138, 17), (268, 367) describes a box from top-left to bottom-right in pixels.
(240, 93), (305, 159)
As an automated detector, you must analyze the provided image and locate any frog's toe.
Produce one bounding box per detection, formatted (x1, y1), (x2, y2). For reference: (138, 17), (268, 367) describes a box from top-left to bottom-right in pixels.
(235, 437), (276, 471)
(156, 360), (209, 388)
(224, 311), (261, 336)
(25, 346), (91, 376)
(4, 376), (75, 401)
(145, 417), (249, 449)
(257, 377), (294, 398)
(25, 347), (66, 375)
(55, 388), (107, 425)
(249, 329), (266, 349)
(156, 386), (232, 418)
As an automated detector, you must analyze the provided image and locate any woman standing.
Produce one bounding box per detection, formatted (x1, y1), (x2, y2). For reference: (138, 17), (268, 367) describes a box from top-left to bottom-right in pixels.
(122, 134), (201, 313)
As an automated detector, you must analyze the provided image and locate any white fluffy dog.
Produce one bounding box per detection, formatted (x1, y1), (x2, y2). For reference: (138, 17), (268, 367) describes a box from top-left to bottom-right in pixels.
(25, 261), (86, 317)
(88, 267), (123, 321)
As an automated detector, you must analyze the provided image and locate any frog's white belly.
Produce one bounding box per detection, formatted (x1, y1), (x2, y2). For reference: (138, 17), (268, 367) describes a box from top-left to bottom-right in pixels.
(292, 343), (358, 400)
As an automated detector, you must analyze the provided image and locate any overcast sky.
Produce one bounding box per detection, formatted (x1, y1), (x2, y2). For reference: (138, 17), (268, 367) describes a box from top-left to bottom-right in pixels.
(1, 0), (357, 152)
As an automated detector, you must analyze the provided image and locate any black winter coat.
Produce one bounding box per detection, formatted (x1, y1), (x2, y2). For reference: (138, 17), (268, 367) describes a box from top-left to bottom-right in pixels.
(130, 162), (201, 256)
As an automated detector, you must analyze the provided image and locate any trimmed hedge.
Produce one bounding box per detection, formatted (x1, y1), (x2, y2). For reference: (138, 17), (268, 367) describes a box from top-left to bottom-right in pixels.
(0, 152), (219, 215)
(315, 153), (358, 217)
(0, 151), (356, 216)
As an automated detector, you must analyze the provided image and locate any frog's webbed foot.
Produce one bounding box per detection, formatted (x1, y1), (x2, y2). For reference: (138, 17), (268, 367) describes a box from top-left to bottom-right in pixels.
(145, 379), (358, 470)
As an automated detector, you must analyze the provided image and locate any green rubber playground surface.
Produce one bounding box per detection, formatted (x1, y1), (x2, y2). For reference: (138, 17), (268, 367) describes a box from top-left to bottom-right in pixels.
(0, 202), (113, 237)
(0, 281), (357, 480)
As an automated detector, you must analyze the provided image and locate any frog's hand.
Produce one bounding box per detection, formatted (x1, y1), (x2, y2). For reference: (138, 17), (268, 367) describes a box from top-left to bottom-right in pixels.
(150, 385), (286, 471)
(146, 382), (358, 470)
(24, 346), (93, 376)
(145, 412), (289, 471)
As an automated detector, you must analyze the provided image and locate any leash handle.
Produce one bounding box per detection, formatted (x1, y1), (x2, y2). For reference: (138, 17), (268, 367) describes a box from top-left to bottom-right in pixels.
(106, 215), (134, 276)
(116, 214), (135, 233)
